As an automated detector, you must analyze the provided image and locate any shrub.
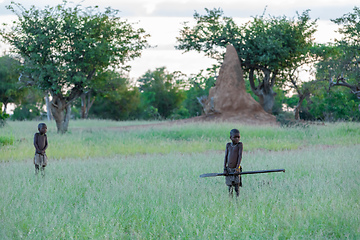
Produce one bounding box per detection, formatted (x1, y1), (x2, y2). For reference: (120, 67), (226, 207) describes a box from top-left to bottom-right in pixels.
(0, 135), (14, 146)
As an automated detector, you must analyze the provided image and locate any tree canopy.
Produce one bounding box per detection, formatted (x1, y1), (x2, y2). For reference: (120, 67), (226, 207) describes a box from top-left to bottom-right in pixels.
(0, 0), (149, 132)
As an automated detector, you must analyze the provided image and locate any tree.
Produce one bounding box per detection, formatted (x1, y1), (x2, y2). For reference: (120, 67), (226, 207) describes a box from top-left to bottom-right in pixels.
(176, 8), (317, 113)
(0, 1), (149, 133)
(137, 67), (186, 119)
(315, 7), (360, 112)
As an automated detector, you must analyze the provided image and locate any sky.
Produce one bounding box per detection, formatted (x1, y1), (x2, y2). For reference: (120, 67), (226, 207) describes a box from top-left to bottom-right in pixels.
(0, 0), (358, 80)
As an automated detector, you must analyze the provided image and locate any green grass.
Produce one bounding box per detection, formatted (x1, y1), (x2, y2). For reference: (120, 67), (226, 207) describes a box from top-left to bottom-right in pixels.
(0, 120), (359, 239)
(0, 120), (359, 161)
(0, 146), (359, 239)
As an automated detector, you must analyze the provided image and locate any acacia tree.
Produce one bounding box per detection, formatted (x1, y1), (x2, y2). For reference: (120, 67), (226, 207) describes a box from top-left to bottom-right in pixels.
(0, 1), (149, 133)
(176, 8), (317, 113)
(315, 7), (360, 112)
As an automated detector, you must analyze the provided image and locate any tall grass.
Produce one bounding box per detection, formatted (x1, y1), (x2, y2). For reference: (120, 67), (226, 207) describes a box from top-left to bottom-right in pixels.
(0, 120), (359, 161)
(0, 144), (359, 239)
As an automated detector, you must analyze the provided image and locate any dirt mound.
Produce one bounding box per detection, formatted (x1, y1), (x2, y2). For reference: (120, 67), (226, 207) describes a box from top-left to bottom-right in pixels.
(200, 45), (276, 124)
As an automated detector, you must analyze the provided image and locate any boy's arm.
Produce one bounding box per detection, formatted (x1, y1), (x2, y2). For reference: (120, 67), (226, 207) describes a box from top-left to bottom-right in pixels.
(223, 143), (229, 169)
(43, 135), (48, 152)
(236, 143), (243, 169)
(34, 133), (41, 153)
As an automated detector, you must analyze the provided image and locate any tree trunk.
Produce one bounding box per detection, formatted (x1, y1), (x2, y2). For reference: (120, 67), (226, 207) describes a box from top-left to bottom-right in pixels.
(44, 92), (53, 121)
(50, 95), (71, 133)
(257, 89), (276, 113)
(81, 93), (86, 119)
(249, 68), (277, 113)
(81, 92), (95, 119)
(294, 95), (305, 120)
(3, 102), (8, 114)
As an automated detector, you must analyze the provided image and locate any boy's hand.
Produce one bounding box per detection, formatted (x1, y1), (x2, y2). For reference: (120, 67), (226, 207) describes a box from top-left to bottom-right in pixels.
(223, 167), (229, 175)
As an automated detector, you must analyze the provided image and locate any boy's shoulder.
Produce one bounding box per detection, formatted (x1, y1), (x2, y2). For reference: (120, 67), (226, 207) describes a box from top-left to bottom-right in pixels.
(226, 142), (243, 147)
(34, 132), (47, 137)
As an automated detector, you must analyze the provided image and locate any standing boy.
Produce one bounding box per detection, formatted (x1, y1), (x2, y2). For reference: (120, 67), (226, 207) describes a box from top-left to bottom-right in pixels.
(223, 129), (243, 197)
(34, 123), (48, 176)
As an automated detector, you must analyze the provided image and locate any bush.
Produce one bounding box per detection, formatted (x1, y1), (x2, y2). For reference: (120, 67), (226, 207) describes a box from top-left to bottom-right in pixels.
(169, 106), (190, 120)
(0, 135), (14, 146)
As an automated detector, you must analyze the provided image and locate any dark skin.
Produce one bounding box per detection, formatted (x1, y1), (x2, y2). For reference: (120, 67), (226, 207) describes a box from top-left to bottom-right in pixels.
(34, 125), (47, 155)
(223, 132), (241, 174)
(230, 133), (240, 145)
(224, 131), (242, 197)
(34, 124), (47, 176)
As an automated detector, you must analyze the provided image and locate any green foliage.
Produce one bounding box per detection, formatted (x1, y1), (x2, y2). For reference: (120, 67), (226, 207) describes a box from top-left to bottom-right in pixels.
(301, 84), (360, 121)
(314, 7), (360, 111)
(182, 66), (218, 117)
(0, 1), (149, 132)
(10, 104), (41, 121)
(87, 71), (141, 120)
(0, 55), (23, 108)
(1, 1), (149, 94)
(9, 86), (45, 121)
(137, 67), (186, 119)
(315, 43), (359, 88)
(238, 10), (316, 71)
(168, 106), (190, 120)
(177, 8), (316, 69)
(89, 89), (140, 121)
(332, 6), (360, 44)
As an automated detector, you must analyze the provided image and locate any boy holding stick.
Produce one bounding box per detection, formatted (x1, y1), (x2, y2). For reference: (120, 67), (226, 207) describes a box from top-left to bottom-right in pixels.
(223, 129), (243, 197)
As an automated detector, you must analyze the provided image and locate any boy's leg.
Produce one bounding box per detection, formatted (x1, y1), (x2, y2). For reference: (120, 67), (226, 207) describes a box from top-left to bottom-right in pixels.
(234, 183), (240, 197)
(39, 154), (46, 177)
(40, 166), (45, 177)
(228, 185), (233, 197)
(35, 164), (39, 175)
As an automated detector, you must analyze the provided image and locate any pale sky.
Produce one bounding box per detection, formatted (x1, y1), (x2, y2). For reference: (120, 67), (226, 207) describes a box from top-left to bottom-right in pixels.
(0, 0), (358, 79)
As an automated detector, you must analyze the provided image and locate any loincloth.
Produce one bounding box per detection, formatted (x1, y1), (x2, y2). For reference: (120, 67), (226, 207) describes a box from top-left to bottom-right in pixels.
(225, 168), (242, 186)
(34, 153), (48, 167)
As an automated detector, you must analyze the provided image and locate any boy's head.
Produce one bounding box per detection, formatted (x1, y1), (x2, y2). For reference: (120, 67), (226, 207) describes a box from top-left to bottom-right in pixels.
(38, 123), (47, 134)
(230, 129), (240, 144)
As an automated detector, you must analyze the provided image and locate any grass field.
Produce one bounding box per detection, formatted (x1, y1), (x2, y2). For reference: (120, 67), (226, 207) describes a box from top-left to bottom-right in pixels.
(0, 120), (359, 239)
